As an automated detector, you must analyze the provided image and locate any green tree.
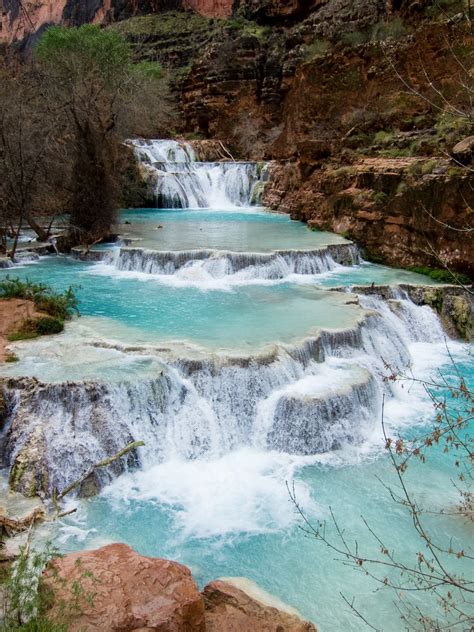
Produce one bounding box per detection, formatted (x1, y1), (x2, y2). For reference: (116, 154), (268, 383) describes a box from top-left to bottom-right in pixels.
(36, 25), (166, 248)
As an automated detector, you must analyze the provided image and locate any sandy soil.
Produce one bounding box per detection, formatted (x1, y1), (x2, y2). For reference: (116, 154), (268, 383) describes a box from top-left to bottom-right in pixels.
(0, 299), (43, 362)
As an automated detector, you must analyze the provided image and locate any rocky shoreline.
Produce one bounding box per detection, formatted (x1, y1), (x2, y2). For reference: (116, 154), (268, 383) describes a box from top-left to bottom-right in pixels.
(44, 543), (318, 631)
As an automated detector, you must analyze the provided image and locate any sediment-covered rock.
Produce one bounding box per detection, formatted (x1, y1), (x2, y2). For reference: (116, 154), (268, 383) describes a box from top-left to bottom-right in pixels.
(402, 285), (473, 341)
(348, 284), (474, 340)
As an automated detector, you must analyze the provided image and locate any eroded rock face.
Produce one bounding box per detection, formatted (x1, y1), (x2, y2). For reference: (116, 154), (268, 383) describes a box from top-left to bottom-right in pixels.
(203, 578), (318, 631)
(184, 0), (233, 17)
(347, 284), (473, 340)
(46, 543), (206, 632)
(262, 158), (474, 276)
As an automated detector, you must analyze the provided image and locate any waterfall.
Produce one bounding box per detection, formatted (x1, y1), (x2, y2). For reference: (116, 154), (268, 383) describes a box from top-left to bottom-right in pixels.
(1, 292), (449, 496)
(112, 244), (360, 280)
(131, 139), (262, 209)
(73, 244), (361, 285)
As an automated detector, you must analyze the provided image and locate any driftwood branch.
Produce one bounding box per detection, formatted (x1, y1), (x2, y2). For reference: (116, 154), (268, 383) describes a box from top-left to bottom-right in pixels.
(0, 440), (144, 549)
(57, 440), (145, 500)
(0, 507), (46, 538)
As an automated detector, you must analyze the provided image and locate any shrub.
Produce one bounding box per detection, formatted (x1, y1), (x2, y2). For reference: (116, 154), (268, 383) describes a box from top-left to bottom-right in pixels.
(341, 30), (369, 47)
(373, 191), (389, 206)
(408, 161), (422, 176)
(371, 18), (408, 42)
(379, 147), (412, 158)
(396, 182), (408, 195)
(373, 131), (394, 145)
(340, 18), (409, 48)
(0, 543), (97, 632)
(305, 39), (331, 60)
(7, 316), (64, 341)
(409, 266), (471, 285)
(7, 319), (40, 342)
(35, 317), (64, 336)
(0, 278), (78, 320)
(421, 159), (438, 175)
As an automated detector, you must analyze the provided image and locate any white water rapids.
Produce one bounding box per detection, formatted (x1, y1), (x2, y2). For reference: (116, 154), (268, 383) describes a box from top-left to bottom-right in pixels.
(131, 139), (262, 209)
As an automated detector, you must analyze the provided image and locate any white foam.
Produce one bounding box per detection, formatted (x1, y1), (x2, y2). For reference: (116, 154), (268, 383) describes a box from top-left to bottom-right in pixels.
(130, 139), (262, 210)
(103, 447), (318, 540)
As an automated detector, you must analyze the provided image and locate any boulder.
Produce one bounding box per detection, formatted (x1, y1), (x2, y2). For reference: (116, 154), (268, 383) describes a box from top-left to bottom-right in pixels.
(45, 543), (206, 632)
(202, 578), (318, 632)
(451, 136), (474, 165)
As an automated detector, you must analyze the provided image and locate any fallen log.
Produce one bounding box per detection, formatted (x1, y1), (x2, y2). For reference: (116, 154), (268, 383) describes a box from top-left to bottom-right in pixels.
(0, 507), (45, 538)
(56, 440), (145, 501)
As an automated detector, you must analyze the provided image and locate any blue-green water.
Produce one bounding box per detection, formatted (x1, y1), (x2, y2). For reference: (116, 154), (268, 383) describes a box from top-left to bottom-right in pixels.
(54, 351), (473, 632)
(118, 208), (353, 251)
(1, 257), (363, 353)
(1, 205), (472, 631)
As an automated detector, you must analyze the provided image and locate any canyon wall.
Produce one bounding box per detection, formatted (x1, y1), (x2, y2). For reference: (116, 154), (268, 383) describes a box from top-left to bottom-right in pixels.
(0, 0), (210, 43)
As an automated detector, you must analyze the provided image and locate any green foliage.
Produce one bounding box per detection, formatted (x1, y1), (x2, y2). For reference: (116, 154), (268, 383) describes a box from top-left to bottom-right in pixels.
(435, 112), (472, 144)
(373, 191), (389, 206)
(133, 60), (163, 80)
(341, 18), (409, 47)
(371, 18), (408, 41)
(408, 161), (422, 176)
(341, 30), (368, 47)
(409, 266), (471, 284)
(5, 352), (19, 362)
(0, 278), (78, 321)
(305, 39), (331, 60)
(226, 17), (269, 39)
(331, 166), (357, 177)
(0, 543), (66, 632)
(421, 159), (438, 175)
(374, 131), (395, 145)
(112, 11), (210, 37)
(7, 320), (40, 342)
(396, 182), (409, 195)
(0, 544), (99, 632)
(36, 25), (131, 85)
(379, 147), (412, 158)
(35, 317), (64, 336)
(184, 131), (205, 141)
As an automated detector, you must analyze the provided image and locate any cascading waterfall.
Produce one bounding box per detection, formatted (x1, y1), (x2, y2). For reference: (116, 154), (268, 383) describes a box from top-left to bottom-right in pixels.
(112, 245), (360, 280)
(2, 292), (447, 495)
(73, 244), (361, 285)
(131, 139), (262, 209)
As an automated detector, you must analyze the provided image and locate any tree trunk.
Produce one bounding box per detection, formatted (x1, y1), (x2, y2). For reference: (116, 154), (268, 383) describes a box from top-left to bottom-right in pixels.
(26, 212), (49, 242)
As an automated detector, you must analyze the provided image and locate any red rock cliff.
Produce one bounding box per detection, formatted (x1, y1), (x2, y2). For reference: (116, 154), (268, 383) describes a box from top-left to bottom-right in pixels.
(184, 0), (233, 18)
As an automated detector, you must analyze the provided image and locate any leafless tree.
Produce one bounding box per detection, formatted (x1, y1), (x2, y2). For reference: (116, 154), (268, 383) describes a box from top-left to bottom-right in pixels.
(0, 54), (69, 258)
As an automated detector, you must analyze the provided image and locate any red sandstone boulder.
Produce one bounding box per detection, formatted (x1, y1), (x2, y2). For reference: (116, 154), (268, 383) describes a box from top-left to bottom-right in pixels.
(202, 578), (318, 632)
(45, 543), (206, 632)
